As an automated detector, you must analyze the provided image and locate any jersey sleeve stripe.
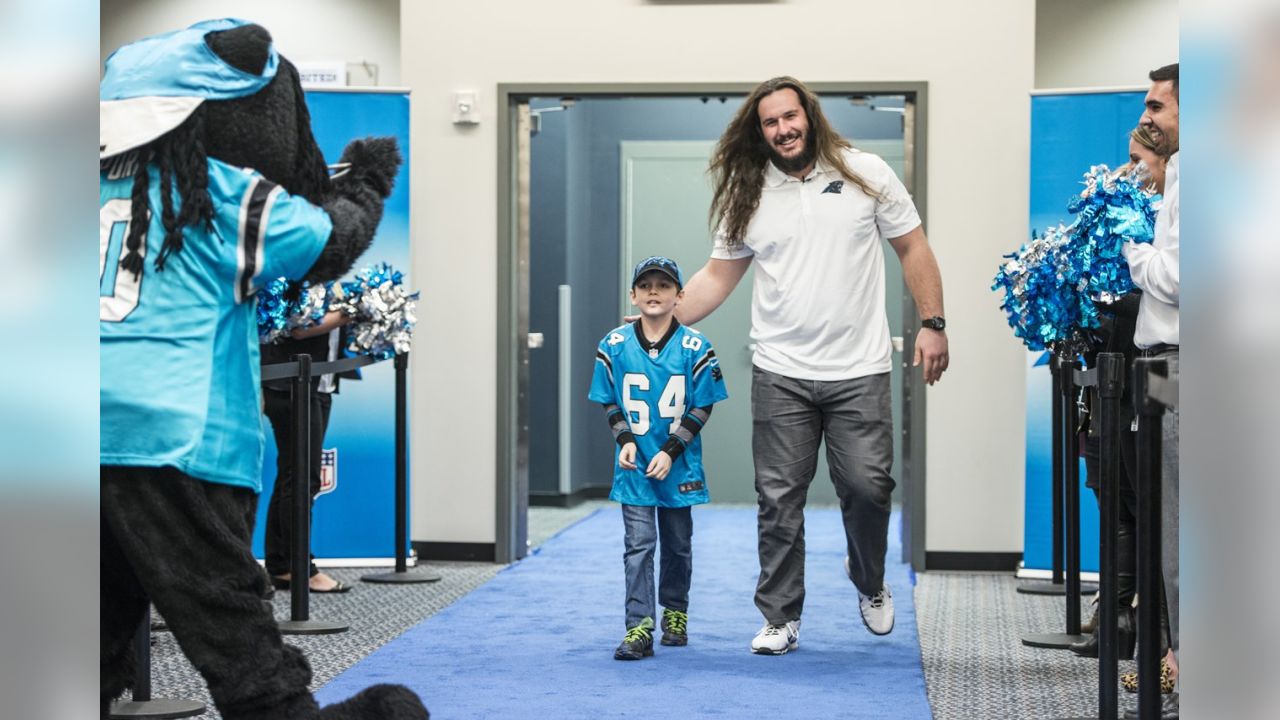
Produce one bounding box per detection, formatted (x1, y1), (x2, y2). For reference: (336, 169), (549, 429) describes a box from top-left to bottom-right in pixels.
(692, 349), (717, 378)
(235, 177), (278, 303)
(595, 349), (614, 378)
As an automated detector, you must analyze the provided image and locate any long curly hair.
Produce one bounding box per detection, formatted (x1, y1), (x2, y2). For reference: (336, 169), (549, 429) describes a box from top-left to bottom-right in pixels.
(708, 76), (883, 248)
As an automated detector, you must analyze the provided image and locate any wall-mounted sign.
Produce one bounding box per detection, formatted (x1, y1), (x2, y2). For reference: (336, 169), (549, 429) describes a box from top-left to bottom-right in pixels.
(297, 61), (347, 88)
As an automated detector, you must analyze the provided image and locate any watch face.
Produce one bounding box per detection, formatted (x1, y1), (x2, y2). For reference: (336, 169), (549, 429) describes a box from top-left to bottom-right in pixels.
(923, 317), (946, 331)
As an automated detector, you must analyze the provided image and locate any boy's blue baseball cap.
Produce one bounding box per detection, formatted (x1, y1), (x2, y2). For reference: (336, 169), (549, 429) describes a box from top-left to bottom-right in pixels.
(631, 256), (683, 289)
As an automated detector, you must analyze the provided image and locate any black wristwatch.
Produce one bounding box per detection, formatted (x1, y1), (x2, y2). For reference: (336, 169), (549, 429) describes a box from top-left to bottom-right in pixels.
(921, 316), (946, 331)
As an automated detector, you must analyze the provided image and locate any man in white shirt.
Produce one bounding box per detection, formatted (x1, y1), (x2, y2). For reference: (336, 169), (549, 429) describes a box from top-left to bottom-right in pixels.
(1122, 62), (1180, 720)
(676, 77), (948, 654)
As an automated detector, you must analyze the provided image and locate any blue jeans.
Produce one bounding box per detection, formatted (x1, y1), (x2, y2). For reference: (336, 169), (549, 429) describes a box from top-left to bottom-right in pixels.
(621, 504), (693, 629)
(751, 367), (895, 624)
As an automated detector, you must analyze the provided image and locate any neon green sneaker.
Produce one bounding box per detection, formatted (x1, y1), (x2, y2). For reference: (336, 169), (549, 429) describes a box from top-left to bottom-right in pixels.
(661, 608), (688, 646)
(614, 617), (655, 660)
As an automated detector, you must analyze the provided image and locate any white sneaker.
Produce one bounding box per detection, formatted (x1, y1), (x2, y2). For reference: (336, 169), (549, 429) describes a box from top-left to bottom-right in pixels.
(847, 556), (894, 635)
(750, 619), (800, 655)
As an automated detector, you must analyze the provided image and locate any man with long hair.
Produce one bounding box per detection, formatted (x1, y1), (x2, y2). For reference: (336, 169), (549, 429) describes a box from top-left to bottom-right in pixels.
(676, 76), (948, 654)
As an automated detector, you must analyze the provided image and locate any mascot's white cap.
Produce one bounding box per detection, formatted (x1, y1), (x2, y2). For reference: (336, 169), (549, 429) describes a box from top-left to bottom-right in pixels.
(100, 18), (278, 159)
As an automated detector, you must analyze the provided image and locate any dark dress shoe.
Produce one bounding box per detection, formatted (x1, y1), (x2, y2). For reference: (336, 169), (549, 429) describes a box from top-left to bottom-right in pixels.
(1069, 606), (1135, 659)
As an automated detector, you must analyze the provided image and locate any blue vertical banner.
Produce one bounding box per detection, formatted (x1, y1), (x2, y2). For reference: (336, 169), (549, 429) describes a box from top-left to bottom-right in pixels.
(254, 89), (412, 561)
(1023, 90), (1144, 573)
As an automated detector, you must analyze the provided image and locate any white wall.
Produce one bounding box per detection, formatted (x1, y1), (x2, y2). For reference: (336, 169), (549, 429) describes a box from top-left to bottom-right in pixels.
(100, 0), (401, 86)
(1035, 0), (1179, 89)
(403, 0), (1037, 552)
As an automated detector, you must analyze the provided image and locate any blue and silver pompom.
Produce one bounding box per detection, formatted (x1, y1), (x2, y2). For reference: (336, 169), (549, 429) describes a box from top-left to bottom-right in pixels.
(332, 263), (419, 360)
(256, 279), (332, 344)
(993, 163), (1159, 351)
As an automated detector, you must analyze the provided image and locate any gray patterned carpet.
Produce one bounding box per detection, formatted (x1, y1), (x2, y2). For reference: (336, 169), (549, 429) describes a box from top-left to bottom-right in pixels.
(123, 504), (1120, 719)
(916, 572), (1125, 719)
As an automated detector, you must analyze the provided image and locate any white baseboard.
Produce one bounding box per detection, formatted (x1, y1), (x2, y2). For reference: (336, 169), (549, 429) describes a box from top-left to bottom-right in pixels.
(1015, 564), (1100, 583)
(256, 551), (419, 569)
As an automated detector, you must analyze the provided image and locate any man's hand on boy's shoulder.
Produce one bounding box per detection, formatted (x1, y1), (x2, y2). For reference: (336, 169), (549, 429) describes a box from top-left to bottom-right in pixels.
(618, 442), (638, 470)
(645, 451), (673, 480)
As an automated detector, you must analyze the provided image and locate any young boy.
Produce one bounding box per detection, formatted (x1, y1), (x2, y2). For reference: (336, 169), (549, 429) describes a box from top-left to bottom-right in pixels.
(589, 256), (729, 660)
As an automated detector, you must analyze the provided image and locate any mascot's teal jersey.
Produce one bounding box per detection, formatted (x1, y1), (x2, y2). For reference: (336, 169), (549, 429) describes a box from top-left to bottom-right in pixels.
(99, 157), (332, 490)
(589, 322), (728, 507)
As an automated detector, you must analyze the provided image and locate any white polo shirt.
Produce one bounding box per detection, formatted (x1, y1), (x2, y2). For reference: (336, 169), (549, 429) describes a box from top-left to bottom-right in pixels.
(711, 148), (921, 381)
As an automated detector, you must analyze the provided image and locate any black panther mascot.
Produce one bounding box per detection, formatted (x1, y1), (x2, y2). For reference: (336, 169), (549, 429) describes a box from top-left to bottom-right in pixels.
(99, 19), (427, 720)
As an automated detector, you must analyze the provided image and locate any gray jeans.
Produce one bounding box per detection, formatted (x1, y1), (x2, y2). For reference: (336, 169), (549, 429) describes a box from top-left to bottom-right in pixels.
(751, 367), (895, 624)
(621, 504), (692, 629)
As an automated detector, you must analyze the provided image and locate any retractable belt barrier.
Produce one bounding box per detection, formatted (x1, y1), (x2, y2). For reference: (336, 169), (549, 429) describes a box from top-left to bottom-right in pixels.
(1023, 352), (1096, 651)
(1132, 357), (1177, 720)
(1055, 352), (1126, 720)
(261, 351), (439, 637)
(1019, 355), (1098, 598)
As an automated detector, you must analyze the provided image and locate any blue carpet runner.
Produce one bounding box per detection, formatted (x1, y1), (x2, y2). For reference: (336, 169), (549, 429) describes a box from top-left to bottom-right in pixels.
(317, 507), (931, 719)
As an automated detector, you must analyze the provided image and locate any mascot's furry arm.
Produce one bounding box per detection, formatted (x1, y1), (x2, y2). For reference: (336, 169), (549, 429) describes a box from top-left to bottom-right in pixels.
(200, 23), (402, 287)
(305, 137), (402, 284)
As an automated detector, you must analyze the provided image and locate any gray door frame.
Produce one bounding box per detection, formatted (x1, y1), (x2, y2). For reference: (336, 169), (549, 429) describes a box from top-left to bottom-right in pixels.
(496, 82), (930, 570)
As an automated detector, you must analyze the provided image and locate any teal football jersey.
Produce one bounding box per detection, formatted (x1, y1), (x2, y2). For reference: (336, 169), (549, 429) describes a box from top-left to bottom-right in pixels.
(100, 157), (332, 490)
(589, 322), (728, 507)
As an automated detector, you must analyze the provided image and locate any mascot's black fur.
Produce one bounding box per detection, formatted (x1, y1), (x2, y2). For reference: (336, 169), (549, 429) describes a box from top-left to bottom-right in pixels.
(100, 23), (428, 720)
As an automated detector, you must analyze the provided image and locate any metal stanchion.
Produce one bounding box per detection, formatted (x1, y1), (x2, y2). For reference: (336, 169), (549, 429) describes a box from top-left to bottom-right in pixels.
(1020, 354), (1097, 596)
(1096, 353), (1124, 719)
(1057, 352), (1125, 720)
(365, 353), (441, 584)
(278, 353), (348, 635)
(1133, 358), (1168, 720)
(108, 607), (205, 718)
(1023, 353), (1092, 649)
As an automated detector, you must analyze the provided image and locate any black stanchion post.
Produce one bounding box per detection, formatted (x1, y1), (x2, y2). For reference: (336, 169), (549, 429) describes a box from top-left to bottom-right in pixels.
(364, 352), (441, 584)
(1064, 356), (1082, 633)
(279, 354), (348, 635)
(1020, 352), (1095, 596)
(291, 353), (311, 622)
(1056, 352), (1124, 720)
(1053, 354), (1065, 586)
(108, 607), (205, 718)
(1133, 358), (1165, 720)
(1022, 352), (1091, 649)
(1097, 352), (1123, 719)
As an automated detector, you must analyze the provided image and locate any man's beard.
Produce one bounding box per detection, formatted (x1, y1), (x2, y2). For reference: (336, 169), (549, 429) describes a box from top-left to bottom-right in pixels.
(768, 130), (817, 174)
(1151, 124), (1179, 156)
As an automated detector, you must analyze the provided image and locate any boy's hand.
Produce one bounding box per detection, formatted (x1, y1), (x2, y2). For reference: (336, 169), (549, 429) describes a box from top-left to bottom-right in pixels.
(618, 443), (638, 470)
(645, 451), (673, 480)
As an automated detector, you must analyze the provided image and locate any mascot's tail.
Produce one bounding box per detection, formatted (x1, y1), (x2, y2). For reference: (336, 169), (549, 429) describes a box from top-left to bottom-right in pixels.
(305, 136), (403, 284)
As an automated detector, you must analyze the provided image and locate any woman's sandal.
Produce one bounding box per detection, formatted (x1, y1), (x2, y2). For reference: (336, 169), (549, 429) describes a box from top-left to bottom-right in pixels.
(271, 575), (353, 594)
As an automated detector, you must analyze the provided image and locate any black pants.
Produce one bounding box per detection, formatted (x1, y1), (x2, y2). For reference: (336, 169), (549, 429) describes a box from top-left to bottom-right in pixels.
(101, 466), (318, 720)
(263, 387), (333, 578)
(1083, 398), (1139, 600)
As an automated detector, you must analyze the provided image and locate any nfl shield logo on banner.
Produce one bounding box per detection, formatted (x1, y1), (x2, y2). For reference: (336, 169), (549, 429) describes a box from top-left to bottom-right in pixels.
(318, 448), (338, 496)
